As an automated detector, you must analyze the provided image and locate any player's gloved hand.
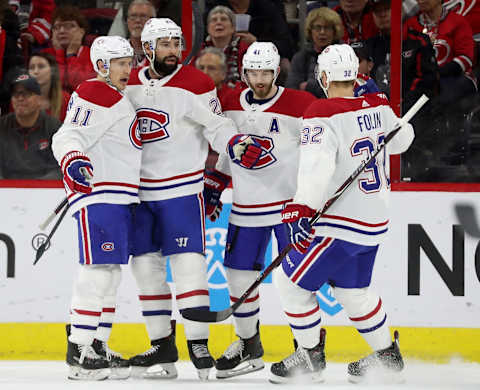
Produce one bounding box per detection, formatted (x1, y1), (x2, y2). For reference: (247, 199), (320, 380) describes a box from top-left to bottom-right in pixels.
(61, 151), (94, 194)
(281, 203), (316, 254)
(204, 169), (231, 222)
(354, 78), (380, 97)
(227, 134), (262, 169)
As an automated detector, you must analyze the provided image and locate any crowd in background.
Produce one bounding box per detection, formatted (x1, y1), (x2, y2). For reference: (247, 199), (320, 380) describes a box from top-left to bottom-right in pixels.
(0, 0), (479, 182)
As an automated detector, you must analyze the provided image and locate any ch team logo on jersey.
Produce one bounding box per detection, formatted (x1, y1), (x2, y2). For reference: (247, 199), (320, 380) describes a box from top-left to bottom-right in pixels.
(101, 242), (115, 251)
(250, 135), (277, 169)
(128, 116), (143, 150)
(134, 107), (170, 144)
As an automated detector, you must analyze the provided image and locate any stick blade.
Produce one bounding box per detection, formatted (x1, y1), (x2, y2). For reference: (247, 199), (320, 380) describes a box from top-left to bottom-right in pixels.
(33, 244), (46, 265)
(181, 307), (233, 323)
(454, 203), (480, 238)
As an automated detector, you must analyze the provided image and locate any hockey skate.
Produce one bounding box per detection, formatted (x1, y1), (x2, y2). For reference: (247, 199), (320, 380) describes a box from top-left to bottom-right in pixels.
(129, 331), (179, 379)
(187, 339), (215, 381)
(92, 339), (130, 379)
(269, 328), (326, 384)
(215, 330), (265, 379)
(348, 330), (405, 383)
(66, 339), (110, 381)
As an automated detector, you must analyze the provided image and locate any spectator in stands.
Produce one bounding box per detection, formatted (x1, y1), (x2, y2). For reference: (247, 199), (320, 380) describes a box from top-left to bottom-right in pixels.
(43, 5), (95, 94)
(126, 0), (156, 69)
(349, 41), (381, 97)
(286, 7), (343, 98)
(365, 0), (438, 111)
(28, 53), (70, 121)
(444, 0), (480, 35)
(404, 0), (477, 112)
(333, 0), (379, 43)
(0, 73), (61, 179)
(151, 0), (181, 26)
(195, 47), (243, 101)
(194, 6), (250, 88)
(206, 0), (295, 83)
(10, 0), (54, 49)
(0, 0), (23, 114)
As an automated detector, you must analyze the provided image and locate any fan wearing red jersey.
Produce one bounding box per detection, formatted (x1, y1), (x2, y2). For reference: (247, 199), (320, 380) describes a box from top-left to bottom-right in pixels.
(270, 44), (414, 384)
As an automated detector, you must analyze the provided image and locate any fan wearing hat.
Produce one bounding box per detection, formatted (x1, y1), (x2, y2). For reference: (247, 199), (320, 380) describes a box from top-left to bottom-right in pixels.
(350, 41), (380, 96)
(0, 73), (61, 179)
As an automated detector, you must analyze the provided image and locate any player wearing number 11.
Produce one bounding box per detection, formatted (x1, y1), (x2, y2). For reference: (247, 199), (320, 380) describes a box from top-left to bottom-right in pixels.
(270, 44), (415, 384)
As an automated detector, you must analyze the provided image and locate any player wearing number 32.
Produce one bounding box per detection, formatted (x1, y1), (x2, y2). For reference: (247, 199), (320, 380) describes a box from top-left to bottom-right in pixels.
(270, 44), (415, 384)
(51, 36), (141, 380)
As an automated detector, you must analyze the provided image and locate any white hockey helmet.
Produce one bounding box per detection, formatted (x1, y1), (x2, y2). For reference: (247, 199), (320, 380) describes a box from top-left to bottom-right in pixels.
(242, 42), (281, 83)
(90, 36), (134, 78)
(316, 44), (359, 96)
(141, 17), (184, 62)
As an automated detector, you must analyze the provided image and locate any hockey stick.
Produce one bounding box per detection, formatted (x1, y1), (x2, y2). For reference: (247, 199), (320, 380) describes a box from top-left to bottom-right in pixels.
(181, 94), (430, 323)
(34, 202), (70, 265)
(39, 196), (68, 231)
(182, 0), (204, 66)
(454, 203), (480, 237)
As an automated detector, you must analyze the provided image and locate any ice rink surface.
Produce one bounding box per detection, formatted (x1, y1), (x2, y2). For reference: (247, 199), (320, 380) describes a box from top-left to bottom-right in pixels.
(0, 360), (479, 390)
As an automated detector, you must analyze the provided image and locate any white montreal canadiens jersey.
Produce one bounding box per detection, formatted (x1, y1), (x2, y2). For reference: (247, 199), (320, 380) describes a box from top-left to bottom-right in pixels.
(295, 93), (414, 245)
(126, 65), (237, 201)
(52, 79), (142, 215)
(217, 87), (316, 227)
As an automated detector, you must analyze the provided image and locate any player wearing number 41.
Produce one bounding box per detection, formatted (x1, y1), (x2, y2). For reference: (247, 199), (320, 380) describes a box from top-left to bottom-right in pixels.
(51, 36), (142, 380)
(122, 18), (262, 381)
(269, 44), (415, 384)
(203, 42), (316, 379)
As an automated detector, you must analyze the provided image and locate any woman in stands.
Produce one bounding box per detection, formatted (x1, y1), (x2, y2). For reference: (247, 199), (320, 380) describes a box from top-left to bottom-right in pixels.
(28, 52), (70, 121)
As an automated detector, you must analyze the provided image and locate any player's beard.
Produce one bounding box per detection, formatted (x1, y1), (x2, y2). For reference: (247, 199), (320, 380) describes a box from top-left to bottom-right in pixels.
(153, 55), (179, 76)
(252, 81), (274, 99)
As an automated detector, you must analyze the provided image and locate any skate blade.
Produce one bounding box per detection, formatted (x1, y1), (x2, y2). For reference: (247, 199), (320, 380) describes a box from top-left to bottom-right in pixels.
(348, 369), (405, 384)
(130, 363), (177, 379)
(107, 366), (131, 380)
(216, 358), (265, 379)
(68, 366), (110, 381)
(197, 367), (211, 381)
(269, 369), (324, 384)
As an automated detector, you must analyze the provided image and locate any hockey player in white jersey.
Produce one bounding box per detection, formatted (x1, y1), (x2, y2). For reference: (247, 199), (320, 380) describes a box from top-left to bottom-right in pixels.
(124, 18), (263, 380)
(51, 36), (141, 380)
(203, 42), (316, 379)
(269, 44), (414, 383)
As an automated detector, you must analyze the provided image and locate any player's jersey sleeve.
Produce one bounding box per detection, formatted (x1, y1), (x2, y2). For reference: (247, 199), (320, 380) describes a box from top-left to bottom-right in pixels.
(52, 83), (126, 163)
(214, 148), (232, 177)
(294, 103), (338, 211)
(184, 79), (237, 155)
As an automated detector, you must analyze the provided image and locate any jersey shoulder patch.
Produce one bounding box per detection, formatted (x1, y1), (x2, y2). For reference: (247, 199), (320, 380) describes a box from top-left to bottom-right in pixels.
(75, 80), (123, 108)
(165, 65), (215, 95)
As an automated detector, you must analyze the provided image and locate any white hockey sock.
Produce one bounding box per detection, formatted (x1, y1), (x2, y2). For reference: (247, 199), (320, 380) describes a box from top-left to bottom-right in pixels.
(226, 268), (260, 339)
(69, 265), (114, 346)
(333, 287), (391, 351)
(273, 268), (321, 349)
(95, 266), (121, 342)
(131, 252), (172, 340)
(170, 252), (210, 340)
